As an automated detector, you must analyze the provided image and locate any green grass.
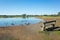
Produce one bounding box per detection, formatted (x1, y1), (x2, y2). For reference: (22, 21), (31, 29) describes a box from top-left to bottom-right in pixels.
(53, 31), (60, 35)
(39, 31), (60, 40)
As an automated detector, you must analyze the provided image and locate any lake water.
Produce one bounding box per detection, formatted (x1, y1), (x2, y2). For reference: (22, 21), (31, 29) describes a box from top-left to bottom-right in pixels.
(0, 18), (44, 27)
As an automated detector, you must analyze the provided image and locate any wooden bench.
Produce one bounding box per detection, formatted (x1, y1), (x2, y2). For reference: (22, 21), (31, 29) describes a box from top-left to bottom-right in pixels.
(43, 20), (56, 31)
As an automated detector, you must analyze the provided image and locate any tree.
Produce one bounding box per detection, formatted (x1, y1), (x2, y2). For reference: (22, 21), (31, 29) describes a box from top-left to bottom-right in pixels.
(22, 14), (27, 18)
(58, 12), (60, 15)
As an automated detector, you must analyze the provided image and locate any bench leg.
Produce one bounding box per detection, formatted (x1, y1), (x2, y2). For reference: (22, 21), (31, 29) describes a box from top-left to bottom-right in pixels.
(44, 25), (46, 31)
(40, 24), (45, 31)
(52, 24), (55, 28)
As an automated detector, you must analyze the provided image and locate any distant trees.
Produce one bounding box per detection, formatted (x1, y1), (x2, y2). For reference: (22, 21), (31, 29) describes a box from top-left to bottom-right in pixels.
(22, 14), (27, 18)
(0, 12), (60, 18)
(0, 15), (8, 18)
(42, 12), (60, 16)
(58, 12), (60, 15)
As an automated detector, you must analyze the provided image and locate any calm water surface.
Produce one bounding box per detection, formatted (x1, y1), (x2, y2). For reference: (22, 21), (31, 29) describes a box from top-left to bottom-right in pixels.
(0, 18), (44, 27)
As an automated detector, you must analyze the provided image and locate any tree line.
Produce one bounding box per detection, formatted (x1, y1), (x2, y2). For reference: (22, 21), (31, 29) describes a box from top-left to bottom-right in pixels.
(0, 12), (60, 18)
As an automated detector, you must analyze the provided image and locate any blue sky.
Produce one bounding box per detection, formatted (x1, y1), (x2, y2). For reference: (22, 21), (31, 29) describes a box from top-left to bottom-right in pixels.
(0, 0), (60, 15)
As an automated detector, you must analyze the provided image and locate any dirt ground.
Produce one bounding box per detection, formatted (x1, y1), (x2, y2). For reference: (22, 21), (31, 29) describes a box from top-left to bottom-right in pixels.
(0, 17), (60, 40)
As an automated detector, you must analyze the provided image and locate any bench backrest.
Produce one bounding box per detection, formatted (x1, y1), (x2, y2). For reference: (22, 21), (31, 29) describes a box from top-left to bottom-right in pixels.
(44, 20), (56, 25)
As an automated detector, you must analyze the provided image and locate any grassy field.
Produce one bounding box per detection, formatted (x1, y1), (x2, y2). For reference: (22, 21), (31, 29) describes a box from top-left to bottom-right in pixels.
(0, 16), (60, 40)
